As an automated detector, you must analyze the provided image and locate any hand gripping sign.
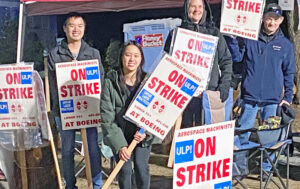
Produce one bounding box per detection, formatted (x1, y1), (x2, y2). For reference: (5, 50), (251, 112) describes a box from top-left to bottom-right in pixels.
(55, 60), (101, 130)
(170, 28), (218, 95)
(124, 54), (201, 140)
(220, 0), (265, 40)
(0, 64), (37, 130)
(173, 121), (235, 189)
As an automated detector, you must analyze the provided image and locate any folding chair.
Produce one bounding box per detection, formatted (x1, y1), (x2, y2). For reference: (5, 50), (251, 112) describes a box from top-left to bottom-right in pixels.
(202, 88), (233, 124)
(232, 128), (260, 189)
(232, 104), (295, 189)
(202, 89), (260, 189)
(256, 104), (295, 189)
(74, 128), (114, 178)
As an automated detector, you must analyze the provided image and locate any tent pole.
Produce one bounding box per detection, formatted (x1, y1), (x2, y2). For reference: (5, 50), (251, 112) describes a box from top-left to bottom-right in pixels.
(17, 2), (26, 64)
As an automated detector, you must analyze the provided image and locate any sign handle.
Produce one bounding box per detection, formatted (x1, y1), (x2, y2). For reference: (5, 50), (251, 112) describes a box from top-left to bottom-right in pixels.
(19, 150), (28, 189)
(102, 128), (145, 189)
(167, 115), (182, 168)
(81, 128), (93, 189)
(44, 54), (51, 112)
(44, 53), (63, 189)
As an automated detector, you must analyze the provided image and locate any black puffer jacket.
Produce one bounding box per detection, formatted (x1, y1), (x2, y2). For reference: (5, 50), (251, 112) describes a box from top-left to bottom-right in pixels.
(164, 0), (232, 95)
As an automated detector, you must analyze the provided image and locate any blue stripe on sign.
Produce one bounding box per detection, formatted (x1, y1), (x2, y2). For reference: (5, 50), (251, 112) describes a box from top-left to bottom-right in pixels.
(175, 140), (194, 164)
(214, 181), (231, 189)
(21, 72), (32, 84)
(86, 66), (99, 80)
(0, 102), (9, 114)
(180, 78), (198, 96)
(60, 100), (74, 113)
(136, 89), (154, 107)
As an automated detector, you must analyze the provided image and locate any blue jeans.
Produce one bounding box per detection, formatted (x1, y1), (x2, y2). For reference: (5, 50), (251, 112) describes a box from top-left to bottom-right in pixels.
(55, 117), (102, 189)
(237, 102), (277, 171)
(116, 145), (151, 189)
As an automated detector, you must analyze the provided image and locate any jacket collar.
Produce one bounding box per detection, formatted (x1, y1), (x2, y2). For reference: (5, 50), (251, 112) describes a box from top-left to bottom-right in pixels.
(259, 28), (283, 43)
(58, 38), (94, 60)
(106, 69), (128, 105)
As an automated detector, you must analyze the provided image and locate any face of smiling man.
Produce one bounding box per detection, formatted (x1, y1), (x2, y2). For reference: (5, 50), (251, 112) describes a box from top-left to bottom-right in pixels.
(188, 0), (204, 24)
(262, 13), (284, 35)
(63, 16), (85, 43)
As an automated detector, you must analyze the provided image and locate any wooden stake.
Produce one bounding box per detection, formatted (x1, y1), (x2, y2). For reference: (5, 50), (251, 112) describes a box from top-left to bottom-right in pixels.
(81, 128), (93, 189)
(44, 55), (63, 189)
(167, 115), (182, 168)
(102, 128), (145, 189)
(19, 150), (28, 189)
(44, 56), (50, 112)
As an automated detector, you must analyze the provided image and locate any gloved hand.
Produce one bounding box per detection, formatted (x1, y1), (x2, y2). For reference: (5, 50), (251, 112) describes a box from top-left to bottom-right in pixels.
(218, 85), (229, 103)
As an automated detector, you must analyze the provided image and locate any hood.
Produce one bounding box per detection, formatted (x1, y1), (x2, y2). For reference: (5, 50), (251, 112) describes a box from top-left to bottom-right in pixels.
(106, 69), (119, 82)
(182, 0), (214, 29)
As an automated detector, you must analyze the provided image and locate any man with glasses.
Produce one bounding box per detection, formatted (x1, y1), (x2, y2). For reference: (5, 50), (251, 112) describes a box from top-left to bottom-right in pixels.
(225, 3), (295, 175)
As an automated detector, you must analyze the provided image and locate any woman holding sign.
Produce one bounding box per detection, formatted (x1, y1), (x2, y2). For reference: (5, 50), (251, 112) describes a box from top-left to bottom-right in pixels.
(101, 40), (156, 189)
(164, 0), (233, 127)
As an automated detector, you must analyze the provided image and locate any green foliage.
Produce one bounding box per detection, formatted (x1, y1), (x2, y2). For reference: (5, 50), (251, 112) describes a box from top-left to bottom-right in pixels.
(23, 32), (44, 71)
(0, 19), (44, 71)
(0, 19), (17, 64)
(104, 39), (122, 72)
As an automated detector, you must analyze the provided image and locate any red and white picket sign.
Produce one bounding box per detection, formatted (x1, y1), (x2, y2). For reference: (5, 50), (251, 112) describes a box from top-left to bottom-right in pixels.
(220, 0), (265, 40)
(170, 28), (218, 95)
(124, 54), (201, 140)
(0, 64), (37, 130)
(173, 120), (235, 189)
(55, 60), (101, 130)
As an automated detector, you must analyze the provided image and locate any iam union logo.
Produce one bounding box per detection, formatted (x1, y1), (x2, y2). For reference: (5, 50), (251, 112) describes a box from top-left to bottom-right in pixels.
(11, 103), (23, 114)
(235, 14), (247, 26)
(76, 100), (88, 112)
(151, 99), (166, 114)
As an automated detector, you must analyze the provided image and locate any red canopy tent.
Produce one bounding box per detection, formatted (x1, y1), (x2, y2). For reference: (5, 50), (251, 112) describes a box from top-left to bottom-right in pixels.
(21, 0), (184, 16)
(17, 0), (184, 62)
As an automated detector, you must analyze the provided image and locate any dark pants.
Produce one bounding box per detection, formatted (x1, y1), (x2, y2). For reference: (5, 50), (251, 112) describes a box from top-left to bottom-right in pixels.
(182, 97), (202, 128)
(117, 145), (151, 189)
(56, 117), (102, 189)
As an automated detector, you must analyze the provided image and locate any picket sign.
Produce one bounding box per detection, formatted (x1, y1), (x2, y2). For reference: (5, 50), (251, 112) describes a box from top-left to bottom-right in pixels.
(220, 0), (265, 40)
(55, 60), (102, 188)
(0, 64), (37, 130)
(170, 27), (218, 96)
(124, 54), (201, 140)
(173, 121), (235, 189)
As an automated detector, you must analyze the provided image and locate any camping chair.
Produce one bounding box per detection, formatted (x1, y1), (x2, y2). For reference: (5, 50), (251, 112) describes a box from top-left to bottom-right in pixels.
(255, 104), (295, 189)
(201, 88), (233, 124)
(201, 89), (260, 189)
(232, 103), (295, 189)
(74, 128), (114, 178)
(230, 97), (261, 189)
(232, 132), (260, 189)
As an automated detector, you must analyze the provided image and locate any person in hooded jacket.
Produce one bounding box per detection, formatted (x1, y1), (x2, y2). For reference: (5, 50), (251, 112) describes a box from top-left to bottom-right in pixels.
(101, 40), (156, 189)
(164, 0), (233, 127)
(225, 3), (296, 173)
(48, 12), (104, 189)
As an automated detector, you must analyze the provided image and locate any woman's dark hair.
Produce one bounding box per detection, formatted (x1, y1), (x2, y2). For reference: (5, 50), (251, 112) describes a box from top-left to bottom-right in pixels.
(118, 40), (145, 94)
